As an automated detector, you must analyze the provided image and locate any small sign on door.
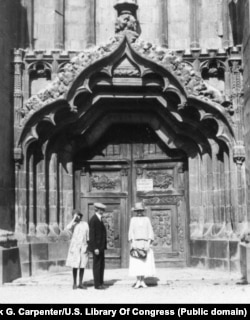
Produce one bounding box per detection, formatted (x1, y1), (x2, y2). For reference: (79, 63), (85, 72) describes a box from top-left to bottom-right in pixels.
(136, 179), (154, 192)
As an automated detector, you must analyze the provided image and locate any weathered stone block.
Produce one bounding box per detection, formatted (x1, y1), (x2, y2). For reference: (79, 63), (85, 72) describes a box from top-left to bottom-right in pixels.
(31, 243), (48, 262)
(190, 257), (207, 268)
(208, 240), (228, 259)
(1, 247), (21, 284)
(230, 260), (240, 272)
(20, 262), (31, 278)
(18, 243), (30, 263)
(56, 260), (67, 267)
(240, 243), (250, 283)
(48, 241), (70, 261)
(32, 261), (56, 274)
(37, 192), (45, 206)
(229, 240), (239, 259)
(208, 259), (228, 270)
(190, 240), (207, 257)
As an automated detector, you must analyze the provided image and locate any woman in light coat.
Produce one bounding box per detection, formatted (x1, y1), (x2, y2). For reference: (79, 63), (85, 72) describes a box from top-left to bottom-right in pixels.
(66, 210), (89, 289)
(128, 202), (156, 289)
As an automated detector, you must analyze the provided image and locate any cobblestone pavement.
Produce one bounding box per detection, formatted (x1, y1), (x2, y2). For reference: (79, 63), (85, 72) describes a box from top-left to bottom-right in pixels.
(0, 268), (249, 304)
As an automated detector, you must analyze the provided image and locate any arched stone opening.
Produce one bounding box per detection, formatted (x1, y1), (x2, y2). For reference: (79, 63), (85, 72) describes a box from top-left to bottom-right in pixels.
(14, 33), (244, 273)
(17, 93), (236, 269)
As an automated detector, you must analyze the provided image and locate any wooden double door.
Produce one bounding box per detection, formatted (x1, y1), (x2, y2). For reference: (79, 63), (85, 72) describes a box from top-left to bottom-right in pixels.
(75, 125), (189, 268)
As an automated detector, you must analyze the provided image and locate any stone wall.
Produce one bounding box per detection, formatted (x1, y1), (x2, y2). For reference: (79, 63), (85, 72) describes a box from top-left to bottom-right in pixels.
(242, 0), (250, 220)
(1, 0), (249, 282)
(0, 0), (20, 233)
(17, 0), (234, 51)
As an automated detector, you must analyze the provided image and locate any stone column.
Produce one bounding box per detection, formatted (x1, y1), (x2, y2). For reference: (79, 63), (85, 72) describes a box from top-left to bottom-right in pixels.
(35, 154), (48, 239)
(48, 154), (60, 238)
(159, 0), (168, 47)
(222, 0), (232, 48)
(28, 154), (36, 237)
(60, 163), (74, 229)
(86, 0), (96, 47)
(14, 50), (23, 127)
(55, 0), (65, 49)
(228, 47), (247, 232)
(21, 0), (34, 48)
(14, 148), (26, 240)
(223, 149), (232, 232)
(189, 0), (200, 48)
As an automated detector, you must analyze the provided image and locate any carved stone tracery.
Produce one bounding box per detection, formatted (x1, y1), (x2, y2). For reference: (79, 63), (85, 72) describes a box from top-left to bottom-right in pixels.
(91, 174), (117, 190)
(142, 196), (182, 205)
(151, 210), (172, 248)
(19, 32), (237, 126)
(102, 212), (116, 248)
(177, 209), (185, 253)
(146, 171), (173, 189)
(20, 35), (123, 121)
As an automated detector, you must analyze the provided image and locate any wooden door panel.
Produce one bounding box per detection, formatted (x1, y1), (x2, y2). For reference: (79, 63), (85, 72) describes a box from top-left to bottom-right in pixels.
(150, 205), (177, 255)
(81, 166), (127, 196)
(76, 132), (188, 268)
(80, 164), (128, 267)
(135, 161), (187, 266)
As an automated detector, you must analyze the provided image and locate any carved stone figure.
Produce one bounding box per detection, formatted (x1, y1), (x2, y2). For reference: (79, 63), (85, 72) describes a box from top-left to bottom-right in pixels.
(196, 81), (224, 104)
(115, 13), (137, 34)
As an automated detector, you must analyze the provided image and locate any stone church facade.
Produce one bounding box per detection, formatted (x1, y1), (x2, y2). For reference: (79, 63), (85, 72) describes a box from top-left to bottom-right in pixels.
(1, 0), (250, 283)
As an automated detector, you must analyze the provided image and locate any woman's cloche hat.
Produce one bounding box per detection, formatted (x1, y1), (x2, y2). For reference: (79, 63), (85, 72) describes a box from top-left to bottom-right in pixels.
(131, 202), (145, 211)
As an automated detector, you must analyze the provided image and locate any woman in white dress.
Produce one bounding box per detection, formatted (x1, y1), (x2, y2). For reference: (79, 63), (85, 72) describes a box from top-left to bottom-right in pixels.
(128, 202), (156, 289)
(66, 210), (89, 290)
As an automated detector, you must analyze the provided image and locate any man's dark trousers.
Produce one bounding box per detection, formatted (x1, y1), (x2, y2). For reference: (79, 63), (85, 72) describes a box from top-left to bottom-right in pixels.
(93, 251), (105, 288)
(88, 213), (107, 289)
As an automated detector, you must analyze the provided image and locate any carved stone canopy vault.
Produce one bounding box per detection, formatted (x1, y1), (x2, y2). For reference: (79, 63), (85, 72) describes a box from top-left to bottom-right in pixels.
(18, 31), (236, 159)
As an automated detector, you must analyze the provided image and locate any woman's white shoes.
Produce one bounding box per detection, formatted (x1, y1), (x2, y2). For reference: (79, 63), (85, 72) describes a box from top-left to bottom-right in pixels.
(140, 281), (147, 288)
(133, 281), (147, 289)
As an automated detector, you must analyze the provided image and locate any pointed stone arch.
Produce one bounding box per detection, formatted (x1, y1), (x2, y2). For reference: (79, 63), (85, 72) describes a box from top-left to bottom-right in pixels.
(14, 31), (246, 271)
(18, 32), (235, 153)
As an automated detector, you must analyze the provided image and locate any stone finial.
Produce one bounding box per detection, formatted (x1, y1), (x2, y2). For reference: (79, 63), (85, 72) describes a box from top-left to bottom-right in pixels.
(114, 0), (139, 36)
(114, 0), (138, 16)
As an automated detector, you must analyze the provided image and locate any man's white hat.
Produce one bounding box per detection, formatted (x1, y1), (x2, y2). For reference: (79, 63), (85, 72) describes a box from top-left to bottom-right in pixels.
(94, 202), (107, 210)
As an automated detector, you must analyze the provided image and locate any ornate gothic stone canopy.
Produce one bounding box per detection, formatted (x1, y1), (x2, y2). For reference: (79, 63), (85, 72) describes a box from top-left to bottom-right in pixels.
(16, 0), (238, 164)
(21, 33), (230, 119)
(18, 30), (235, 155)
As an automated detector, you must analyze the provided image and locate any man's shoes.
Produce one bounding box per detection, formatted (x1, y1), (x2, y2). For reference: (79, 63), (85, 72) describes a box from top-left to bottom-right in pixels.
(73, 284), (77, 290)
(95, 286), (105, 290)
(78, 284), (87, 289)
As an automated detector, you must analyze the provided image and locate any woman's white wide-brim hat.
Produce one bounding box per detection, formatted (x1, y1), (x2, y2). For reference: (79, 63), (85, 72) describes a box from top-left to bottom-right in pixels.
(131, 202), (145, 211)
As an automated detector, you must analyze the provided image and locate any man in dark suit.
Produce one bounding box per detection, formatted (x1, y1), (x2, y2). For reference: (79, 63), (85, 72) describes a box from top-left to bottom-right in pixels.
(88, 202), (107, 290)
